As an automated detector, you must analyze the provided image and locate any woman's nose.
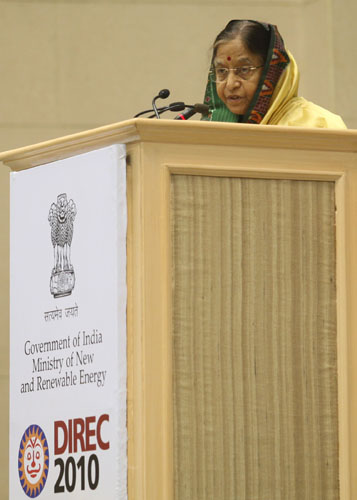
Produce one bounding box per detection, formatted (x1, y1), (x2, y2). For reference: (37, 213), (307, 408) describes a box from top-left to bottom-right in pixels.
(225, 71), (241, 89)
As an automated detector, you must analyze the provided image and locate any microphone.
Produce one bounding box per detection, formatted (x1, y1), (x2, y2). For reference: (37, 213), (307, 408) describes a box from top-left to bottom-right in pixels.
(174, 103), (210, 120)
(147, 101), (186, 118)
(135, 101), (186, 118)
(152, 89), (170, 119)
(165, 102), (186, 112)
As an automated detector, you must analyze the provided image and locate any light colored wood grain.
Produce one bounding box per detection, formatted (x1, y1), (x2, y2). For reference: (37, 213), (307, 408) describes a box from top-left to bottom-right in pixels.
(126, 135), (352, 499)
(171, 175), (339, 500)
(1, 119), (357, 171)
(126, 142), (174, 500)
(335, 174), (350, 500)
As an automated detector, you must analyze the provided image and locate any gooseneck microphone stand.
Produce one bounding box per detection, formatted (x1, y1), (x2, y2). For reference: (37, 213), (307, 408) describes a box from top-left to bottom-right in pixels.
(151, 89), (170, 119)
(134, 89), (210, 120)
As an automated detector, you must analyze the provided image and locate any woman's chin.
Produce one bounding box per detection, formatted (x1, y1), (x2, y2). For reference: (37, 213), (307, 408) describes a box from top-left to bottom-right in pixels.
(226, 101), (248, 115)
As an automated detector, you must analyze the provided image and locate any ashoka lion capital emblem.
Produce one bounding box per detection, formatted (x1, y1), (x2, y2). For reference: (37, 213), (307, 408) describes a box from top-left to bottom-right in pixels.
(48, 193), (77, 298)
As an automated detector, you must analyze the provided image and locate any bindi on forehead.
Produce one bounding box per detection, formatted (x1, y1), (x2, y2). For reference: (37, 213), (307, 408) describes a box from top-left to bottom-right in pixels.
(227, 56), (231, 61)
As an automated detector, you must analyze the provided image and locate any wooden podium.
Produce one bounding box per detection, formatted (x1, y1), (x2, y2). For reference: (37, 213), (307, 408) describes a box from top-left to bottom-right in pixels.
(2, 119), (357, 500)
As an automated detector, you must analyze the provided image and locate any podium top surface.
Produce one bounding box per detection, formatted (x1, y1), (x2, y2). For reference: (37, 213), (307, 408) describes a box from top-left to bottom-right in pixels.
(1, 118), (357, 171)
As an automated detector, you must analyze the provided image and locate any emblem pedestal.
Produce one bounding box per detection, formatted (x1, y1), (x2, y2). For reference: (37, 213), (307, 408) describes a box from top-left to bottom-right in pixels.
(50, 269), (75, 298)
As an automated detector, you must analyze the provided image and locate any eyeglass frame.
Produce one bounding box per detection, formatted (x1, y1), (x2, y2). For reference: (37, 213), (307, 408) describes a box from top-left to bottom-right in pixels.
(210, 65), (264, 83)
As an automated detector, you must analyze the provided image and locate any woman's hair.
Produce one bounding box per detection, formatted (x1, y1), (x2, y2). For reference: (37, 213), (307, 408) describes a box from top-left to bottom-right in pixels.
(212, 20), (271, 64)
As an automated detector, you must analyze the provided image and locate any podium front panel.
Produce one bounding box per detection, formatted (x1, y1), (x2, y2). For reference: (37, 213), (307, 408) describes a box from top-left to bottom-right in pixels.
(171, 175), (338, 500)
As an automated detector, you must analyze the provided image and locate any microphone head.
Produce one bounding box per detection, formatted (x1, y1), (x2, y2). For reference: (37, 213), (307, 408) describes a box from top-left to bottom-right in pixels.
(169, 101), (186, 112)
(158, 89), (170, 99)
(193, 103), (210, 115)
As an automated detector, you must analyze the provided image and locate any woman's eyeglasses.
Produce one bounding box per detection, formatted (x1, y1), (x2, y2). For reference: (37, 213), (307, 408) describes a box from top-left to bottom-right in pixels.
(210, 65), (264, 83)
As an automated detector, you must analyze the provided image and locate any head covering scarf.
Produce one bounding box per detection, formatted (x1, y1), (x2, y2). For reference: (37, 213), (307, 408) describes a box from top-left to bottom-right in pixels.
(202, 21), (291, 124)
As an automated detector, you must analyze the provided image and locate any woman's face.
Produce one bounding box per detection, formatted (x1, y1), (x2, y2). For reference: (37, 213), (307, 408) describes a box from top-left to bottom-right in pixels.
(214, 36), (263, 115)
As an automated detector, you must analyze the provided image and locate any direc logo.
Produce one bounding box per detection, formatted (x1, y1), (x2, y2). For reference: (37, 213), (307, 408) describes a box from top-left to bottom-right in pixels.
(18, 425), (49, 498)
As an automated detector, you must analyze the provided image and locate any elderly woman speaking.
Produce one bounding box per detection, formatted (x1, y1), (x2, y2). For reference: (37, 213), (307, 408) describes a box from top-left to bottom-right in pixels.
(202, 20), (346, 128)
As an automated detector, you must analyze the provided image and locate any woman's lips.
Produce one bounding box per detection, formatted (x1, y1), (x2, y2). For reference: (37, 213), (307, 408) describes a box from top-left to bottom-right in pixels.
(224, 94), (249, 114)
(227, 95), (243, 101)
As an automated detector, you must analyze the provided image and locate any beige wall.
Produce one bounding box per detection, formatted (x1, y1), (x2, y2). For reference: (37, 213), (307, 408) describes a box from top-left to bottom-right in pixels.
(0, 0), (355, 495)
(331, 0), (357, 129)
(1, 0), (355, 155)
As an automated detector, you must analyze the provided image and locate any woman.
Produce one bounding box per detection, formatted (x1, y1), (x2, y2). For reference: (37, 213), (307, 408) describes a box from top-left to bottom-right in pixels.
(202, 20), (346, 128)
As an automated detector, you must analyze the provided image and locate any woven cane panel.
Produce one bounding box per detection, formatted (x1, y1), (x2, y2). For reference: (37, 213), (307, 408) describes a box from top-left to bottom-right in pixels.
(171, 175), (339, 500)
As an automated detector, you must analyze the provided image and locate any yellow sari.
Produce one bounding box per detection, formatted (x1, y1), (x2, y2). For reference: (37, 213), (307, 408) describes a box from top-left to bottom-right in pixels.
(262, 51), (346, 128)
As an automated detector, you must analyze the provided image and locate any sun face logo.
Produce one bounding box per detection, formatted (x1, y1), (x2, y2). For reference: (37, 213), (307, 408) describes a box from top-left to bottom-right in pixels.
(18, 425), (49, 498)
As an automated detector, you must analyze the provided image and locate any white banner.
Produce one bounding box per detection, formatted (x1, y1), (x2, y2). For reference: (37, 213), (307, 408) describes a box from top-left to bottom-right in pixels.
(9, 145), (127, 499)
